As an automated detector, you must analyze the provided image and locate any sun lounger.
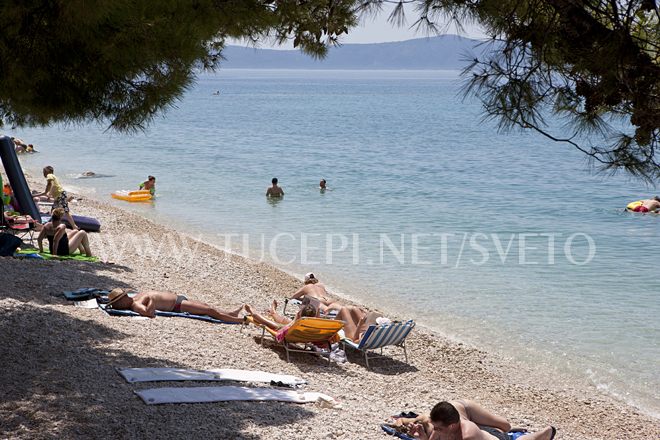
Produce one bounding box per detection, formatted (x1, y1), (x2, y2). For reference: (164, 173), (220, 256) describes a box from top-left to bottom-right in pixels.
(135, 385), (336, 406)
(116, 367), (306, 387)
(343, 320), (415, 368)
(246, 316), (344, 364)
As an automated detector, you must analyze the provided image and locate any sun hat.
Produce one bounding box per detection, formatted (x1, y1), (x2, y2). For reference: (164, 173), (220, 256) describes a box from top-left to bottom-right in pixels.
(106, 288), (128, 306)
(304, 273), (318, 283)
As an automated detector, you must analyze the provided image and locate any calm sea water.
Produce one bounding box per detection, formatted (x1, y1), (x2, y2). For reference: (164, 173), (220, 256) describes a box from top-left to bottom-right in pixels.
(13, 69), (659, 416)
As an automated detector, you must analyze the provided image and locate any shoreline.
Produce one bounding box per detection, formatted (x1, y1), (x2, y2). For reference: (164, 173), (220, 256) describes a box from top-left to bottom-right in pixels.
(0, 176), (658, 438)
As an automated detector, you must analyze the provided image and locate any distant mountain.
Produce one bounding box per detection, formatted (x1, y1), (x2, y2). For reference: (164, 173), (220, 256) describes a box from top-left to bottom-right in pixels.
(221, 35), (488, 70)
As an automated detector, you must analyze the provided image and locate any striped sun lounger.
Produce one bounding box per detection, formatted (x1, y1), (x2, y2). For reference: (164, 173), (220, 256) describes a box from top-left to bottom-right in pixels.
(343, 320), (415, 369)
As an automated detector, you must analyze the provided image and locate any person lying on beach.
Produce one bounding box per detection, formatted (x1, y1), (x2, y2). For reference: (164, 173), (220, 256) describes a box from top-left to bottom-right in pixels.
(37, 208), (92, 257)
(288, 273), (343, 314)
(106, 288), (244, 322)
(392, 399), (556, 440)
(33, 166), (79, 229)
(244, 302), (317, 342)
(266, 177), (284, 197)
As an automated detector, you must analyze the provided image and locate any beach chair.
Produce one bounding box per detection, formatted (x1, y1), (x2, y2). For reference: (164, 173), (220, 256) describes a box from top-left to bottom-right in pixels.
(342, 320), (415, 369)
(1, 213), (37, 245)
(247, 316), (344, 364)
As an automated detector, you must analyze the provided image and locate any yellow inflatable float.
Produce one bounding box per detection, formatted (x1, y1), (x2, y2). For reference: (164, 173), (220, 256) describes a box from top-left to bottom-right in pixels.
(626, 200), (645, 212)
(111, 189), (153, 202)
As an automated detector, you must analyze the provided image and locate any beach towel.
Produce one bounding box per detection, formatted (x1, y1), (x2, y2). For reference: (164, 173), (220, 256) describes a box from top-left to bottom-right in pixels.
(135, 385), (337, 406)
(62, 288), (110, 301)
(100, 305), (240, 325)
(381, 425), (528, 440)
(116, 367), (306, 387)
(16, 248), (99, 262)
(74, 298), (99, 309)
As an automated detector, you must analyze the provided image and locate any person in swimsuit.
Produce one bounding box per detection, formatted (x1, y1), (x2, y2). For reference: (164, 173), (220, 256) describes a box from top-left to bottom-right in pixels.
(332, 307), (385, 342)
(266, 177), (284, 197)
(244, 302), (318, 342)
(394, 399), (556, 440)
(632, 196), (660, 213)
(139, 175), (156, 195)
(33, 166), (79, 229)
(106, 289), (245, 322)
(37, 208), (92, 257)
(288, 273), (343, 314)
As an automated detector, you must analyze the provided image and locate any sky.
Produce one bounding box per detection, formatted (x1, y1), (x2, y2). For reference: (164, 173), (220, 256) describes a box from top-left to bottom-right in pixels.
(230, 3), (488, 49)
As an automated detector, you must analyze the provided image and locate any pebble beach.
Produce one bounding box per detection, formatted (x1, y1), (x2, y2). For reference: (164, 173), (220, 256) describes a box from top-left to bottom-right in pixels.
(1, 181), (659, 439)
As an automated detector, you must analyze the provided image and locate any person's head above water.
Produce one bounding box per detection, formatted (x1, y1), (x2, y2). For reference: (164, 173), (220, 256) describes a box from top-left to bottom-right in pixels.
(272, 177), (278, 185)
(319, 179), (326, 188)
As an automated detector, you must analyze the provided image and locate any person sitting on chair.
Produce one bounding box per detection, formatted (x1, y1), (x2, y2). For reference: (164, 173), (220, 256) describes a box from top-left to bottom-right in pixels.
(37, 208), (92, 257)
(245, 302), (317, 342)
(105, 288), (244, 322)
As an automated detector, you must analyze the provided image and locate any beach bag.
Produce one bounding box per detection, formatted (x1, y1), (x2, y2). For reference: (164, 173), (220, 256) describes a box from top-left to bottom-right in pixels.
(0, 232), (22, 256)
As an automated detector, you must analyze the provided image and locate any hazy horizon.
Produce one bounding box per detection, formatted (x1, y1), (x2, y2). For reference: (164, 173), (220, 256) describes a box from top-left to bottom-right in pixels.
(229, 3), (487, 50)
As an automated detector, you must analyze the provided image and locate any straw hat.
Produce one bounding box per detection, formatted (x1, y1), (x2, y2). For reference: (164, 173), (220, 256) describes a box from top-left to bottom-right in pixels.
(106, 288), (128, 306)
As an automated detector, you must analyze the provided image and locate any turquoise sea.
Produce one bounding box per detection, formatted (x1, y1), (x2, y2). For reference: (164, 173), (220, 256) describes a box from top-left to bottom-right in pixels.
(12, 69), (659, 417)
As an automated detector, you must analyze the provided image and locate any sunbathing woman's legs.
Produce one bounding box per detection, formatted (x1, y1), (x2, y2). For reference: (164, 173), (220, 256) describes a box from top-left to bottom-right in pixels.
(181, 300), (244, 323)
(245, 304), (290, 329)
(334, 306), (370, 341)
(268, 300), (292, 325)
(66, 230), (92, 256)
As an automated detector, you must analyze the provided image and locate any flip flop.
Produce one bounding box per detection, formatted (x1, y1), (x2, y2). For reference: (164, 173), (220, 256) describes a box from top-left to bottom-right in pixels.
(550, 426), (557, 440)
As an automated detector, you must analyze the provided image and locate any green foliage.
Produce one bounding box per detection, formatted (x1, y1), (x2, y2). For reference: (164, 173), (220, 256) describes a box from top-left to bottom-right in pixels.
(0, 0), (356, 131)
(1, 0), (657, 179)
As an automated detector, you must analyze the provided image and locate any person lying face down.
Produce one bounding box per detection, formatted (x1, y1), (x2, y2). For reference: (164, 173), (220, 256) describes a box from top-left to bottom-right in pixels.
(393, 399), (556, 440)
(106, 289), (244, 322)
(288, 273), (344, 314)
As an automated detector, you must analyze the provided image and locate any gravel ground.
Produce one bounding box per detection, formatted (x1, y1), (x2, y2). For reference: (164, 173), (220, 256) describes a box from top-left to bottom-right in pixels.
(1, 181), (658, 439)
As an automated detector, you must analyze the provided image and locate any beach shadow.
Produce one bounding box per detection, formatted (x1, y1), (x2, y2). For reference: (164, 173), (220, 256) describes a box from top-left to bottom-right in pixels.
(0, 304), (316, 439)
(0, 258), (134, 304)
(343, 349), (420, 375)
(248, 335), (348, 371)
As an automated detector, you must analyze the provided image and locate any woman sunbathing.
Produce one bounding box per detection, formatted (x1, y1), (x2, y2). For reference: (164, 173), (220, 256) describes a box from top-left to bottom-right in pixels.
(245, 301), (318, 342)
(333, 306), (385, 342)
(36, 208), (92, 257)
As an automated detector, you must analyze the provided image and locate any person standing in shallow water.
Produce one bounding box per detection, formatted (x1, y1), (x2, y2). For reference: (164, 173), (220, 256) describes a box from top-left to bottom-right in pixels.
(266, 177), (284, 197)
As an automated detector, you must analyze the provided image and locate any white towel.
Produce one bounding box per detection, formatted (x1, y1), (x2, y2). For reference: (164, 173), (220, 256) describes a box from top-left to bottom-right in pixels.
(117, 368), (306, 387)
(135, 385), (336, 406)
(74, 298), (98, 308)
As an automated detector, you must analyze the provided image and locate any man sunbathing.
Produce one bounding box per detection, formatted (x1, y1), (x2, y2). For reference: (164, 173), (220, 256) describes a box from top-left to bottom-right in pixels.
(106, 289), (244, 322)
(289, 273), (343, 313)
(393, 399), (556, 440)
